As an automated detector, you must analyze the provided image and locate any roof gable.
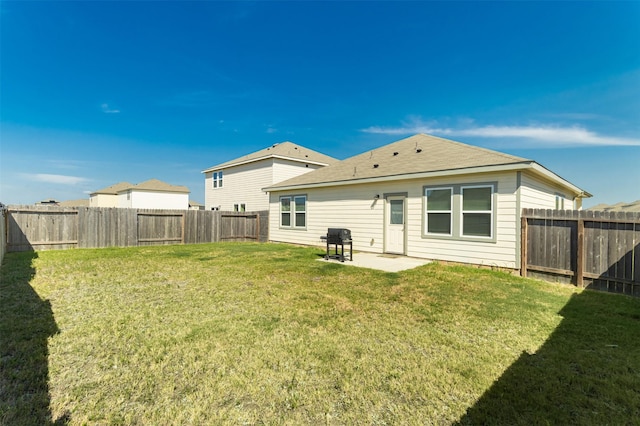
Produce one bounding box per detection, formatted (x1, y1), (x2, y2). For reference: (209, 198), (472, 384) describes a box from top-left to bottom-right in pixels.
(202, 141), (338, 172)
(267, 134), (530, 189)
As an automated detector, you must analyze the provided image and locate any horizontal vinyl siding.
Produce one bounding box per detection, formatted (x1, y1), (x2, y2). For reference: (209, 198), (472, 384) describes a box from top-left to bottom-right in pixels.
(520, 172), (573, 210)
(272, 159), (325, 184)
(269, 171), (520, 268)
(205, 160), (273, 211)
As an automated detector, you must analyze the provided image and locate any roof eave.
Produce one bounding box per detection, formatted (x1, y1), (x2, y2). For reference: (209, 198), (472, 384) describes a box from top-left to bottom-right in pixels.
(528, 163), (592, 198)
(202, 154), (330, 174)
(264, 162), (536, 192)
(264, 161), (591, 197)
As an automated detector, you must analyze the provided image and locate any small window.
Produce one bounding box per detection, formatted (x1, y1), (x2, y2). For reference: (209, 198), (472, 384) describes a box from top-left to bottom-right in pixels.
(555, 195), (565, 210)
(233, 203), (239, 212)
(294, 196), (306, 227)
(462, 186), (493, 238)
(212, 171), (223, 189)
(389, 199), (404, 225)
(240, 204), (246, 212)
(425, 188), (452, 235)
(280, 197), (291, 227)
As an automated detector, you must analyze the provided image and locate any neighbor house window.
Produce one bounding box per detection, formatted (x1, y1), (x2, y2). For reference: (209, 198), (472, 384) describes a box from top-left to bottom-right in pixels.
(461, 186), (493, 238)
(280, 195), (306, 228)
(212, 171), (223, 188)
(234, 203), (246, 212)
(425, 187), (452, 235)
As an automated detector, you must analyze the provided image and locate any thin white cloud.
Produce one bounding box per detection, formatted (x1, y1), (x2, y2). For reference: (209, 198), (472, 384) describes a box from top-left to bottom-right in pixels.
(101, 103), (120, 114)
(25, 174), (89, 185)
(361, 120), (640, 147)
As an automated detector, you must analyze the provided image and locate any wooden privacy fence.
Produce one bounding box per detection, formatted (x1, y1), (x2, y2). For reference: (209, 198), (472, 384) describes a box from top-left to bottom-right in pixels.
(521, 209), (640, 297)
(5, 206), (268, 252)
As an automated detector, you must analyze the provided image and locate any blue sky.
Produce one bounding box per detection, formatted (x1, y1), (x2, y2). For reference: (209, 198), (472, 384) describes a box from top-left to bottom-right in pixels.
(1, 1), (638, 207)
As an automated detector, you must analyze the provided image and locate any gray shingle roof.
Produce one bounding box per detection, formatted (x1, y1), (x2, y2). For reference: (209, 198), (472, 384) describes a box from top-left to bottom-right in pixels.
(202, 141), (338, 172)
(266, 134), (531, 190)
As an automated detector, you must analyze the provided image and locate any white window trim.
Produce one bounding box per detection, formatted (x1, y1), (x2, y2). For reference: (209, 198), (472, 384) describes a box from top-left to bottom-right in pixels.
(460, 184), (494, 239)
(212, 171), (223, 189)
(424, 186), (453, 236)
(280, 194), (307, 229)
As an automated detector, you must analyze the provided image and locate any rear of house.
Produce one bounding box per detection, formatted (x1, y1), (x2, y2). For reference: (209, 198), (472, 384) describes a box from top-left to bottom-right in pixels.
(266, 134), (589, 270)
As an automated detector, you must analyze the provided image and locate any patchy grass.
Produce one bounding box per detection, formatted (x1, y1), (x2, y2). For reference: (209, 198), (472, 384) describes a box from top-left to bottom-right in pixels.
(1, 243), (639, 424)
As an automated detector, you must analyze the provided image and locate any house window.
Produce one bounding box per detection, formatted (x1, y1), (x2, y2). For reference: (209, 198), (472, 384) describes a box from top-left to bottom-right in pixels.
(280, 197), (291, 227)
(212, 171), (223, 189)
(280, 195), (306, 228)
(294, 196), (306, 227)
(555, 194), (565, 210)
(425, 187), (452, 235)
(234, 203), (246, 212)
(461, 186), (493, 238)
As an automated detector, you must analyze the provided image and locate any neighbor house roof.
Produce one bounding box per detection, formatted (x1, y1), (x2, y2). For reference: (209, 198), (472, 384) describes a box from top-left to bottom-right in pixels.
(59, 199), (90, 207)
(202, 141), (338, 173)
(120, 179), (190, 194)
(588, 200), (640, 212)
(265, 134), (591, 198)
(91, 182), (134, 196)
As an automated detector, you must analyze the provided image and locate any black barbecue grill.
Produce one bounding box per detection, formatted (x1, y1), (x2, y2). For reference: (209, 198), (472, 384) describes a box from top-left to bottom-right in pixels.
(323, 228), (352, 262)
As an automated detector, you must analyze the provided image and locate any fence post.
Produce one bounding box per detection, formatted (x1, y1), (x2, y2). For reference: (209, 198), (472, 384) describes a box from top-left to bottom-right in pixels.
(576, 218), (584, 288)
(521, 215), (528, 277)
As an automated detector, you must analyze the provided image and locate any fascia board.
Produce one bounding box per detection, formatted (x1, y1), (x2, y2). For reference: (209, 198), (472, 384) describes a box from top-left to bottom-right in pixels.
(263, 162), (535, 192)
(202, 155), (329, 174)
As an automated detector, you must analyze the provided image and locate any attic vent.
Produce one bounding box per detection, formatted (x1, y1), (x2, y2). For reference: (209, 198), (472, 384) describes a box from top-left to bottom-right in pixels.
(393, 152), (398, 156)
(416, 148), (422, 153)
(272, 143), (279, 148)
(294, 146), (298, 149)
(373, 164), (379, 168)
(305, 154), (308, 157)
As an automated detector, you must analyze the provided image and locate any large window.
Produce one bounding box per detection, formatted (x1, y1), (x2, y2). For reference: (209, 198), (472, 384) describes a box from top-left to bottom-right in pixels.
(280, 195), (306, 228)
(425, 187), (452, 235)
(461, 186), (493, 238)
(212, 171), (223, 189)
(423, 183), (496, 241)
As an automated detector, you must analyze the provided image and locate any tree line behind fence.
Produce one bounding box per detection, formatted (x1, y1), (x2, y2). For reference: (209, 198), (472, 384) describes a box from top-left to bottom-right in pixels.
(521, 209), (640, 297)
(4, 206), (269, 252)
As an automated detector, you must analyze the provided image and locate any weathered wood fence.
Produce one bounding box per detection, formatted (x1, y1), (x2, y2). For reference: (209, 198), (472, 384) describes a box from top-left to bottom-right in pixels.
(5, 206), (269, 252)
(521, 209), (640, 297)
(0, 206), (7, 264)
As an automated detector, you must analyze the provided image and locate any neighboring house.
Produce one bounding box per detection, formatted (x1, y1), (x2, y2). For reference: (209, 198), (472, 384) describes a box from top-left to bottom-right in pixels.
(588, 200), (640, 212)
(59, 199), (90, 207)
(202, 141), (337, 211)
(265, 134), (591, 270)
(90, 182), (133, 207)
(189, 200), (205, 211)
(117, 179), (190, 210)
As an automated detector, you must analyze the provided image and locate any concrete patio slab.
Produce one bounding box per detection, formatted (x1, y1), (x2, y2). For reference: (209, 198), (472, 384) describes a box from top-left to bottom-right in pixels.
(318, 252), (431, 273)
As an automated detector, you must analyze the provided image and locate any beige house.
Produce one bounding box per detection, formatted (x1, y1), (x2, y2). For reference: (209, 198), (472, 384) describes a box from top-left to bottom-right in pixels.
(90, 179), (190, 210)
(117, 179), (190, 210)
(265, 134), (591, 270)
(202, 141), (337, 211)
(90, 182), (133, 207)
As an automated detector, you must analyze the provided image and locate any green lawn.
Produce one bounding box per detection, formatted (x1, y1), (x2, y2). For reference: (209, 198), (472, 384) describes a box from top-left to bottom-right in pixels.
(1, 243), (639, 425)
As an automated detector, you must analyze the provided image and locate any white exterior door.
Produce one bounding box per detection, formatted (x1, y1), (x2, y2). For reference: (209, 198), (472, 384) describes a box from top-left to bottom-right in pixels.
(385, 196), (406, 254)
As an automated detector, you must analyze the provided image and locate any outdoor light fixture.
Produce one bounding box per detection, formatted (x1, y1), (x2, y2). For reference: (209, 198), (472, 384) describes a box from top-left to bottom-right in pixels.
(374, 194), (380, 200)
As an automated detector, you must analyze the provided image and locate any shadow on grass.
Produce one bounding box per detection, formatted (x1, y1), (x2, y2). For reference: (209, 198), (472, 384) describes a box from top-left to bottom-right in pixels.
(457, 289), (640, 425)
(0, 251), (69, 425)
